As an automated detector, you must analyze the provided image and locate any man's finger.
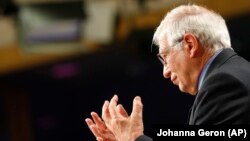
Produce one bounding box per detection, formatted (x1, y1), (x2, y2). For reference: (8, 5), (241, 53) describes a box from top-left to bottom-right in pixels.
(85, 118), (94, 127)
(91, 112), (107, 130)
(96, 137), (104, 141)
(85, 118), (102, 137)
(117, 104), (129, 117)
(102, 100), (110, 122)
(109, 95), (119, 119)
(131, 96), (143, 118)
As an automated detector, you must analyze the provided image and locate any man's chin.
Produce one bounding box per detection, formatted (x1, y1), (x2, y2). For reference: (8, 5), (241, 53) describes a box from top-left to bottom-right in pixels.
(178, 85), (188, 93)
(178, 85), (197, 95)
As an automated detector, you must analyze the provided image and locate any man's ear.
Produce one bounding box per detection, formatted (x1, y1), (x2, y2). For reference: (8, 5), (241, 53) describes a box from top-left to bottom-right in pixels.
(183, 34), (199, 58)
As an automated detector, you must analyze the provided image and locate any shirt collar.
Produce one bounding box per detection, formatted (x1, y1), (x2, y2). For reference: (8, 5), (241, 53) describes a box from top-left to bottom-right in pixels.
(198, 49), (223, 90)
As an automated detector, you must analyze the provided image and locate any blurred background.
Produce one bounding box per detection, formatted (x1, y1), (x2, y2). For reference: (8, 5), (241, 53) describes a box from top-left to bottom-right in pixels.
(0, 0), (250, 141)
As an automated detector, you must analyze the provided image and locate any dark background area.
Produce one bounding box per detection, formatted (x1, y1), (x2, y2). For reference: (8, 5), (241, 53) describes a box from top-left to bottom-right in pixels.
(1, 1), (250, 141)
(0, 36), (196, 141)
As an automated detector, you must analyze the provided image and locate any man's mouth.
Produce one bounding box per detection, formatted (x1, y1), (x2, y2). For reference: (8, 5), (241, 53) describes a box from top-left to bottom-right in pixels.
(171, 76), (177, 84)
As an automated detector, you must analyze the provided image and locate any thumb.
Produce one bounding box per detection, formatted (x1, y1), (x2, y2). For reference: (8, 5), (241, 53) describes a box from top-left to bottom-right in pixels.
(131, 96), (143, 119)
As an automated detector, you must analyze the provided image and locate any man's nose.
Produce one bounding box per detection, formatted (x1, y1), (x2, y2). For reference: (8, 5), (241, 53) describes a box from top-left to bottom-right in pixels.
(163, 66), (171, 78)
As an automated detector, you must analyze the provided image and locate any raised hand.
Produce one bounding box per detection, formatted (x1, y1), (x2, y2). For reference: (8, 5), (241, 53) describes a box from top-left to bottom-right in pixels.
(85, 112), (116, 141)
(102, 95), (144, 141)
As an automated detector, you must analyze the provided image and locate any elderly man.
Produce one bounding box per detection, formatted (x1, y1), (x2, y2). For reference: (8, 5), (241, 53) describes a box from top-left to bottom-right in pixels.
(85, 4), (250, 141)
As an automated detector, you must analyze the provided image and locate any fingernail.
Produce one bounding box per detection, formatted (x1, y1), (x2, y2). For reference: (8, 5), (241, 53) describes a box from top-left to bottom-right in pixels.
(113, 95), (118, 101)
(135, 96), (141, 101)
(104, 100), (109, 105)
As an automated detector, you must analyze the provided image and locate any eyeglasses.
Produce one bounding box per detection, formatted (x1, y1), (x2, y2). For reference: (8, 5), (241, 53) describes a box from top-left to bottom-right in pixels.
(156, 40), (183, 66)
(157, 53), (167, 66)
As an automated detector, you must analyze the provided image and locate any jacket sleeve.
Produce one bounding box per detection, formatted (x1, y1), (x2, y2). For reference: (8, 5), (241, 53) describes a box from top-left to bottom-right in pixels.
(135, 135), (153, 141)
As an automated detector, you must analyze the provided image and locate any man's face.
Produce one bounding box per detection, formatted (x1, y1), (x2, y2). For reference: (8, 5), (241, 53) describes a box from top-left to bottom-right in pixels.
(158, 40), (197, 94)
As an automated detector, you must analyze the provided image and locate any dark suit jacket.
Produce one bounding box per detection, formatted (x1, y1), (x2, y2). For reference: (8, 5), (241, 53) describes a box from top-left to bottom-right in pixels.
(189, 48), (250, 124)
(137, 49), (250, 141)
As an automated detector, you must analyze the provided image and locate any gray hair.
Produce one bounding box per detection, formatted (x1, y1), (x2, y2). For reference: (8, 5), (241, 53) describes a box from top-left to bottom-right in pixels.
(152, 4), (232, 52)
